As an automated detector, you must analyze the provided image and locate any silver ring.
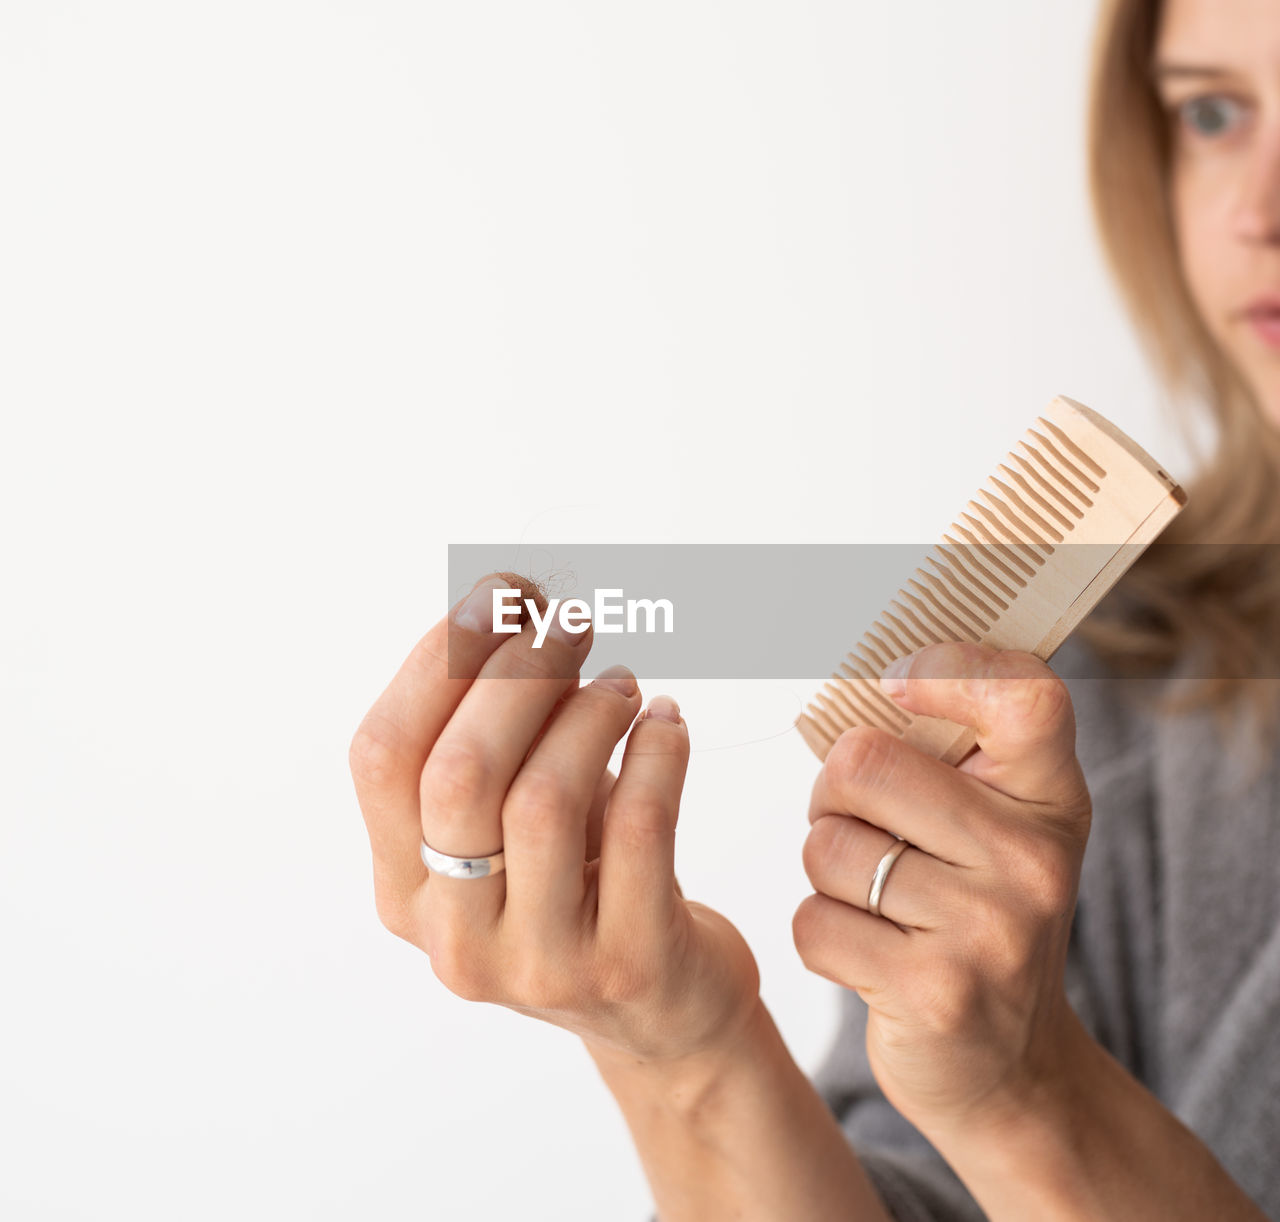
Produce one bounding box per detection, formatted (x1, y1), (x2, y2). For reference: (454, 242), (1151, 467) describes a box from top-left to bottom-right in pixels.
(867, 836), (909, 918)
(420, 839), (506, 880)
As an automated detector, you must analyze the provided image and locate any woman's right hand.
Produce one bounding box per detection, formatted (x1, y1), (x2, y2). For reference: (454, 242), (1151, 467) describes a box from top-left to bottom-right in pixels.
(348, 571), (762, 1067)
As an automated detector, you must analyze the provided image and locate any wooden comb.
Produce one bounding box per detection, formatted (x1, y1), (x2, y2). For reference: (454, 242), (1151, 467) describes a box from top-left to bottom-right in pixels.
(795, 395), (1187, 766)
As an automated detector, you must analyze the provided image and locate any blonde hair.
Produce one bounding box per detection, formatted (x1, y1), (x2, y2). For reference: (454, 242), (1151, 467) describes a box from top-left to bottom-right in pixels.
(1076, 0), (1280, 780)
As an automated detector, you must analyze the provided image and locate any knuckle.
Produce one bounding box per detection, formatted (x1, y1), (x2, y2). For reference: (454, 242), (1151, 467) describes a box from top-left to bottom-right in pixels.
(409, 631), (451, 678)
(374, 891), (412, 940)
(508, 967), (551, 1010)
(958, 880), (1029, 964)
(634, 717), (690, 758)
(504, 803), (570, 849)
(348, 719), (407, 790)
(827, 726), (898, 796)
(500, 648), (559, 681)
(511, 959), (575, 1011)
(608, 789), (672, 839)
(501, 639), (585, 682)
(974, 899), (1026, 975)
(1013, 842), (1078, 919)
(504, 775), (572, 843)
(791, 893), (826, 952)
(595, 957), (648, 1008)
(992, 666), (1072, 732)
(422, 738), (494, 811)
(964, 880), (1009, 933)
(917, 964), (977, 1035)
(429, 933), (493, 1003)
(1023, 677), (1071, 728)
(801, 817), (844, 881)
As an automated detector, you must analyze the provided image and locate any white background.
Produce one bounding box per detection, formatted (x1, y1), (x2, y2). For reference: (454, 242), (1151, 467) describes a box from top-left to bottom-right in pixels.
(1, 2), (1198, 1219)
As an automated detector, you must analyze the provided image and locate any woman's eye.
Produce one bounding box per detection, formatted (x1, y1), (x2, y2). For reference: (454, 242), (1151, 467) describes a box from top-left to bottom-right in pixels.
(1173, 94), (1245, 138)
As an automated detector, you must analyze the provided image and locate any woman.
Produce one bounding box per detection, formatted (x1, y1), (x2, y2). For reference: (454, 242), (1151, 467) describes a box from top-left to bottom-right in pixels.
(348, 0), (1279, 1216)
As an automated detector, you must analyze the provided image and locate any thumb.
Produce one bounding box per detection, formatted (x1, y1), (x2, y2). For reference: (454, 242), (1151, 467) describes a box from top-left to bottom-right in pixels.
(879, 641), (1083, 807)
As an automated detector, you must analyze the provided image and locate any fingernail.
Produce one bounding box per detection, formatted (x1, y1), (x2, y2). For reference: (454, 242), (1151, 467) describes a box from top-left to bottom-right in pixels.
(592, 664), (638, 698)
(879, 653), (912, 698)
(642, 695), (681, 723)
(454, 577), (514, 633)
(548, 602), (592, 647)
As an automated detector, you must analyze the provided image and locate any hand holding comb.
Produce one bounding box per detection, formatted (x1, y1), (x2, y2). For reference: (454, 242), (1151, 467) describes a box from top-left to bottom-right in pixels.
(795, 395), (1187, 767)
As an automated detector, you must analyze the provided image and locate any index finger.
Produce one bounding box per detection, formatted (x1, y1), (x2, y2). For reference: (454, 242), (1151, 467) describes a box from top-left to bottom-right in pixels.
(348, 571), (555, 902)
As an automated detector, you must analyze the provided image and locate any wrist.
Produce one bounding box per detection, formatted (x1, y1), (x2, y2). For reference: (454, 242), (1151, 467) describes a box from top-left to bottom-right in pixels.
(910, 1003), (1090, 1145)
(583, 995), (772, 1116)
(915, 1008), (1102, 1218)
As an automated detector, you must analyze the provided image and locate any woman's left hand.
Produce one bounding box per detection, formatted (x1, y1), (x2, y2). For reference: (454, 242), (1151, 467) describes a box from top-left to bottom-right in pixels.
(793, 641), (1094, 1137)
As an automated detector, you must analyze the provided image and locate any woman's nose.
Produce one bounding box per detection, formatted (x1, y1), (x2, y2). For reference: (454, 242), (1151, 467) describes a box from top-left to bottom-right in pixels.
(1234, 124), (1280, 244)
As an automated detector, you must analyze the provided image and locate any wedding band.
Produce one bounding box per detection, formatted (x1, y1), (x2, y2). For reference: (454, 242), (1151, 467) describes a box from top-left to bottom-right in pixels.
(867, 836), (909, 918)
(420, 840), (507, 880)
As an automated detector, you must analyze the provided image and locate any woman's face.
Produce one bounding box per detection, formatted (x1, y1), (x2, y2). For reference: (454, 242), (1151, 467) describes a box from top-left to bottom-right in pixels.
(1155, 0), (1280, 426)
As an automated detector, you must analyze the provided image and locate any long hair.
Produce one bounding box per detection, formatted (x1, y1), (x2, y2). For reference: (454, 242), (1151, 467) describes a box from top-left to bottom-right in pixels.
(1077, 0), (1280, 780)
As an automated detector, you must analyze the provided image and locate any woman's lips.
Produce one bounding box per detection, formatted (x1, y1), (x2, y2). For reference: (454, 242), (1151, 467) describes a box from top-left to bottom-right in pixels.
(1247, 310), (1280, 349)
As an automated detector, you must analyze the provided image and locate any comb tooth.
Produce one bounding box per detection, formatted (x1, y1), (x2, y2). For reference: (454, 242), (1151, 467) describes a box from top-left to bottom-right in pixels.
(883, 606), (932, 650)
(855, 644), (906, 692)
(968, 496), (1026, 547)
(832, 666), (906, 731)
(797, 715), (836, 758)
(916, 560), (995, 625)
(963, 502), (1015, 549)
(1018, 437), (1094, 507)
(844, 651), (883, 681)
(936, 532), (1013, 598)
(931, 543), (1010, 609)
(843, 653), (911, 725)
(988, 474), (1063, 543)
(926, 555), (1003, 626)
(913, 569), (992, 635)
(1013, 443), (1091, 514)
(889, 595), (952, 648)
(1040, 416), (1107, 478)
(859, 634), (895, 670)
(997, 463), (1074, 532)
(803, 698), (845, 747)
(1028, 424), (1101, 492)
(965, 503), (1046, 569)
(860, 646), (920, 716)
(836, 688), (902, 735)
(953, 518), (1031, 585)
(836, 656), (904, 721)
(902, 579), (983, 640)
(819, 677), (872, 733)
(978, 482), (1060, 550)
(872, 615), (919, 656)
(854, 643), (917, 721)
